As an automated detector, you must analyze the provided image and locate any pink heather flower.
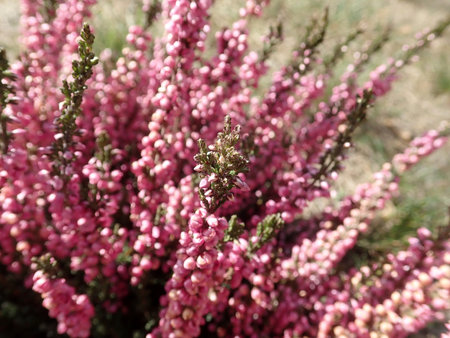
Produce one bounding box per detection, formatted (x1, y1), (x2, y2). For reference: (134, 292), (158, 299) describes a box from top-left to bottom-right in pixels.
(32, 271), (94, 338)
(0, 1), (448, 337)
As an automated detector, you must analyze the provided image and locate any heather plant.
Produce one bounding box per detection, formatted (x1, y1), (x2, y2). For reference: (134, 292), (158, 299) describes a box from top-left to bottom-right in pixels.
(0, 0), (449, 337)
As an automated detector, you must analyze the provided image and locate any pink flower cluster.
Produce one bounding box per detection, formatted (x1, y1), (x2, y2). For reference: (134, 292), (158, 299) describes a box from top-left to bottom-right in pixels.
(156, 207), (228, 337)
(32, 271), (94, 337)
(0, 0), (449, 337)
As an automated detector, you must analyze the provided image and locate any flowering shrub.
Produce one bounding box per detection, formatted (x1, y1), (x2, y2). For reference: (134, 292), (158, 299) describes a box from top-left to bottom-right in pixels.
(0, 0), (449, 337)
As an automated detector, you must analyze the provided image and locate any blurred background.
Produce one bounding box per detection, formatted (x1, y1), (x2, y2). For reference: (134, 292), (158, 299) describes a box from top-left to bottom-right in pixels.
(0, 0), (449, 274)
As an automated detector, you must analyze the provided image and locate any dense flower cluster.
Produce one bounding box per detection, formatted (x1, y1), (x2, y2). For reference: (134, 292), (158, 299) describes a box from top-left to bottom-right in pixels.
(32, 270), (95, 337)
(0, 0), (449, 337)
